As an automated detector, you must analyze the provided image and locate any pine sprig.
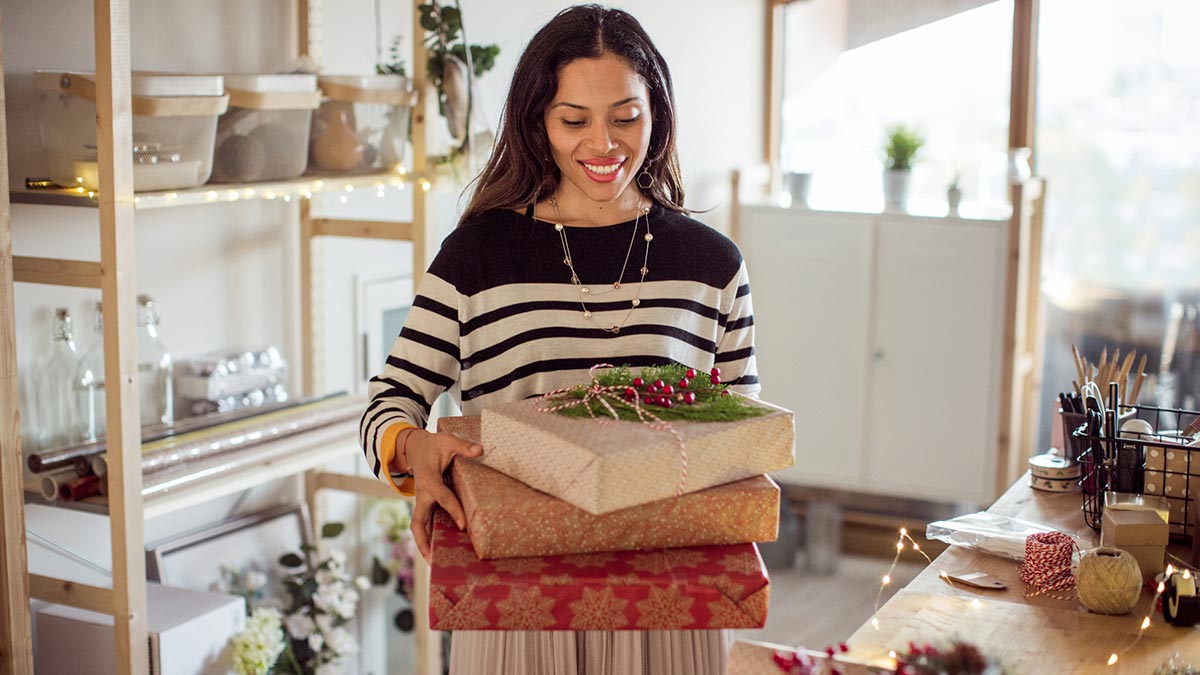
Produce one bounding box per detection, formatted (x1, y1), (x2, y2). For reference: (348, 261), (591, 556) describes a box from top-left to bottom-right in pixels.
(553, 364), (769, 423)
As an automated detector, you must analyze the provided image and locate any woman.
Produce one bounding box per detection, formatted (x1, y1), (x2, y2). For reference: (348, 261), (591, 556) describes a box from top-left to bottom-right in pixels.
(360, 5), (759, 673)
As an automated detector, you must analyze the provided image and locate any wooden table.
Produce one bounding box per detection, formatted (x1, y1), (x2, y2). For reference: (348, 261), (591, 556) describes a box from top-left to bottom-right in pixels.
(842, 475), (1200, 673)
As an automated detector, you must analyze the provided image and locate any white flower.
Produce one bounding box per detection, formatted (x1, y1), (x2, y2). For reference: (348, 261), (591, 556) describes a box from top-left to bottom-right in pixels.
(326, 549), (347, 569)
(326, 627), (358, 657)
(231, 608), (285, 675)
(284, 612), (314, 640)
(314, 583), (358, 619)
(244, 570), (268, 593)
(354, 576), (371, 591)
(307, 630), (325, 653)
(315, 613), (334, 633)
(374, 500), (412, 541)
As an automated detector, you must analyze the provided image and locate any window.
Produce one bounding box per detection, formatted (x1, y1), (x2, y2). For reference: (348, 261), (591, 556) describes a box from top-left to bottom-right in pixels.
(780, 1), (1014, 214)
(1037, 0), (1200, 446)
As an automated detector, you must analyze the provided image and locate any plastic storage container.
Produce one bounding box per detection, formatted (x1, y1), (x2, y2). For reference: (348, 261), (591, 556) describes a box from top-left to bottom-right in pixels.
(35, 71), (228, 191)
(310, 74), (416, 173)
(211, 74), (321, 182)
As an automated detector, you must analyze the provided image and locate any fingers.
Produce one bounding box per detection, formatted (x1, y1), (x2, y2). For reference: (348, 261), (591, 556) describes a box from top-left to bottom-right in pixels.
(410, 497), (433, 563)
(427, 481), (468, 531)
(457, 442), (484, 459)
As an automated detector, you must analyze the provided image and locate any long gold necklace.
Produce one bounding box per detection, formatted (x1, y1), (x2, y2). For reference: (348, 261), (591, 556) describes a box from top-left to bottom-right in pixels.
(550, 197), (652, 334)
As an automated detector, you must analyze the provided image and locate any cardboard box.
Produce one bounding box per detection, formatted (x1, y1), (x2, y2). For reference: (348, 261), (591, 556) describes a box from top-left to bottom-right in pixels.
(1118, 543), (1166, 583)
(439, 416), (780, 559)
(36, 583), (245, 675)
(480, 397), (794, 514)
(1101, 508), (1169, 547)
(429, 510), (770, 631)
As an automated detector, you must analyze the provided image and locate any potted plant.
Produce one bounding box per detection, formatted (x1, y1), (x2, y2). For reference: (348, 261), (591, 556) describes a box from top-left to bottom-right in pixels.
(882, 124), (924, 211)
(947, 172), (963, 215)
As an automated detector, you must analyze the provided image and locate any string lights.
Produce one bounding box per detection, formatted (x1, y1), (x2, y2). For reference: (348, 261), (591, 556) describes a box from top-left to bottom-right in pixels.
(61, 166), (422, 210)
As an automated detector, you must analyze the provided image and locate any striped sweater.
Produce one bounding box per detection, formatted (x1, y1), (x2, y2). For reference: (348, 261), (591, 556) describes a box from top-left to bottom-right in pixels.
(359, 205), (759, 493)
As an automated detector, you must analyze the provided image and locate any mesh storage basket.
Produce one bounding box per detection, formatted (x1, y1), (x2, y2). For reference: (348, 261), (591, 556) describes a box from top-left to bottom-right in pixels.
(1072, 383), (1199, 543)
(35, 71), (227, 191)
(211, 74), (321, 182)
(310, 75), (416, 174)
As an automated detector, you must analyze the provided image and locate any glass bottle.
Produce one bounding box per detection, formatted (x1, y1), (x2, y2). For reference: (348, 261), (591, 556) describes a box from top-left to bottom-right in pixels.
(39, 307), (80, 449)
(137, 294), (174, 427)
(75, 301), (106, 442)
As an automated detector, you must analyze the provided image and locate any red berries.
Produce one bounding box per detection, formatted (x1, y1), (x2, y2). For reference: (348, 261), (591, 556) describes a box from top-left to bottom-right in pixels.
(683, 392), (696, 404)
(685, 368), (697, 379)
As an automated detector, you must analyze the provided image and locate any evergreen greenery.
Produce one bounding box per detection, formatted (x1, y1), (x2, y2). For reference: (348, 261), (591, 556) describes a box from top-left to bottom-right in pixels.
(552, 364), (770, 423)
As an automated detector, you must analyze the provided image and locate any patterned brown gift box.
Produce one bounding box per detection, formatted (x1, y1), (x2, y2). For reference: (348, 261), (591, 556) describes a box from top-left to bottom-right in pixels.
(438, 416), (780, 560)
(428, 510), (770, 631)
(479, 397), (794, 514)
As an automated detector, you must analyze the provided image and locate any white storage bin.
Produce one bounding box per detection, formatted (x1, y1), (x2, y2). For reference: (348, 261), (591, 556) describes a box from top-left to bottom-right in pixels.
(35, 71), (228, 191)
(212, 74), (321, 182)
(311, 74), (416, 173)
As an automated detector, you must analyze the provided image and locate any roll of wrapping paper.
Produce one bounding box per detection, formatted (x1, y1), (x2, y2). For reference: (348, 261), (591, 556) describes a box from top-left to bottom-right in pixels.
(141, 419), (355, 498)
(26, 393), (342, 473)
(91, 393), (363, 477)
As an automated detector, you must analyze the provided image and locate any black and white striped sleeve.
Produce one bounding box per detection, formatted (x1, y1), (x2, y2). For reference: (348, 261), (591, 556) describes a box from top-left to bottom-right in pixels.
(715, 260), (760, 398)
(359, 265), (463, 489)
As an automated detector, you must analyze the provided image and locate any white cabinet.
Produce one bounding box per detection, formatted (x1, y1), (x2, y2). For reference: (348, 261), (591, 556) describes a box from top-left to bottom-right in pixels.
(740, 205), (1006, 504)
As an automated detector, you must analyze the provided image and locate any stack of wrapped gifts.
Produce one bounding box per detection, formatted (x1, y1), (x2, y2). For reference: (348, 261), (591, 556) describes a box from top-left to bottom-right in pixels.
(429, 365), (795, 631)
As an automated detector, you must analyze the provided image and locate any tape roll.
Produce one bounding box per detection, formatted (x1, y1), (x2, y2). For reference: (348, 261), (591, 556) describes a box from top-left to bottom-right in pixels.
(1030, 475), (1080, 493)
(1029, 453), (1081, 480)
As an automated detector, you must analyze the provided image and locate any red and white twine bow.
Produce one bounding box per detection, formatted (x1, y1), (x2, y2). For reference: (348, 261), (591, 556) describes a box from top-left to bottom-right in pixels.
(534, 363), (689, 496)
(1017, 531), (1080, 600)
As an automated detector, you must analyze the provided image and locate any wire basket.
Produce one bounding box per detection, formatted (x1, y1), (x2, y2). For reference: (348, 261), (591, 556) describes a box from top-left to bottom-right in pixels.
(1070, 383), (1199, 542)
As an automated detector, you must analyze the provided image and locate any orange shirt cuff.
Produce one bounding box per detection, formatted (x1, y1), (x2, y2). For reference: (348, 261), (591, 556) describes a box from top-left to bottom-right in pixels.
(378, 422), (417, 497)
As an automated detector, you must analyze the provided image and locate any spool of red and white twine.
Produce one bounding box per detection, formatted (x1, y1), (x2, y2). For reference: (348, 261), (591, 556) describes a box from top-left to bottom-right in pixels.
(1017, 531), (1080, 600)
(535, 364), (689, 496)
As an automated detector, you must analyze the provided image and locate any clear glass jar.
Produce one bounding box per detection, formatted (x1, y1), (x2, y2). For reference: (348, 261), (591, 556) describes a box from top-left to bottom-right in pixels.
(75, 301), (106, 442)
(39, 307), (80, 449)
(137, 294), (174, 427)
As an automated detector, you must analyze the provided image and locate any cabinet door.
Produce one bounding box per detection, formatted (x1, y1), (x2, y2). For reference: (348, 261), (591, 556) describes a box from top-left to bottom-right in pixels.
(740, 206), (872, 490)
(864, 218), (1002, 502)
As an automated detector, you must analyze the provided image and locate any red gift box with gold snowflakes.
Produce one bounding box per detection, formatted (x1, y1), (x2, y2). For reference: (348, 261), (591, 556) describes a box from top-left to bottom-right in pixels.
(428, 510), (770, 631)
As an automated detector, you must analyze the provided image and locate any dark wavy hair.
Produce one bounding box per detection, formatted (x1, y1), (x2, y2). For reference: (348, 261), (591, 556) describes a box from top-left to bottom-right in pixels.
(459, 4), (685, 224)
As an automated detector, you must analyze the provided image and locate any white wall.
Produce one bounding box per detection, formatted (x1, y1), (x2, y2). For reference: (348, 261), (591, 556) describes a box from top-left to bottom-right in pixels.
(3, 0), (763, 668)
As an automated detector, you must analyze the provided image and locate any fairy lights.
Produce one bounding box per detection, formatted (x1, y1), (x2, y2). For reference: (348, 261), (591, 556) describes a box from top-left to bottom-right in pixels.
(88, 173), (428, 210)
(871, 527), (938, 632)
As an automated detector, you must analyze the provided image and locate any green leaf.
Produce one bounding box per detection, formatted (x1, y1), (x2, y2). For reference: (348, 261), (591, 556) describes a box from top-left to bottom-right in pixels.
(442, 7), (462, 35)
(321, 522), (345, 538)
(372, 556), (392, 585)
(299, 543), (316, 553)
(279, 552), (304, 568)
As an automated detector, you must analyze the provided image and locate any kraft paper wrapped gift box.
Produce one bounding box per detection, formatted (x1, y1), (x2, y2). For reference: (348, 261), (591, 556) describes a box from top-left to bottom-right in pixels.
(428, 510), (770, 631)
(479, 397), (794, 514)
(438, 415), (780, 559)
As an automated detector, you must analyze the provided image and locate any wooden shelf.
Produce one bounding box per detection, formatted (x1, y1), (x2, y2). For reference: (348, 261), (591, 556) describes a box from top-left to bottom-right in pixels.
(10, 169), (429, 210)
(24, 421), (359, 520)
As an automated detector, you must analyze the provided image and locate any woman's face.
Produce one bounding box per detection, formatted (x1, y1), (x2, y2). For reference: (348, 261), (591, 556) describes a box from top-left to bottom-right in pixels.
(544, 53), (652, 208)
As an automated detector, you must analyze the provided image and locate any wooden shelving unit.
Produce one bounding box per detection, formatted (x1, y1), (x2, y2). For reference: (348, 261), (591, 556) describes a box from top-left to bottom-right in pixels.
(0, 2), (439, 674)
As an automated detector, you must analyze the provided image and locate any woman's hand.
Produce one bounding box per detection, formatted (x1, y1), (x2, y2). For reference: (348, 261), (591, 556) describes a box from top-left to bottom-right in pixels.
(402, 429), (483, 562)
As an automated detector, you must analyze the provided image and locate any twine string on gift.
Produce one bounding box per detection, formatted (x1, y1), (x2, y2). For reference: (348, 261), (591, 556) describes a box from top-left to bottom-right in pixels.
(1017, 531), (1081, 600)
(535, 363), (689, 495)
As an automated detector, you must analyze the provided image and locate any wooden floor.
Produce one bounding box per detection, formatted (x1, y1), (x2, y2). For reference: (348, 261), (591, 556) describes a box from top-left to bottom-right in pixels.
(734, 550), (925, 651)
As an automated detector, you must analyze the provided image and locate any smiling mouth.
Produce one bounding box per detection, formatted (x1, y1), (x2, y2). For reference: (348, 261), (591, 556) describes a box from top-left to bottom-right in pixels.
(581, 160), (624, 175)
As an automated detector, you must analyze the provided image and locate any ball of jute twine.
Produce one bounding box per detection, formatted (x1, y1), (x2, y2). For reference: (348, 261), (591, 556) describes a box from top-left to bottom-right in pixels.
(1077, 546), (1143, 615)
